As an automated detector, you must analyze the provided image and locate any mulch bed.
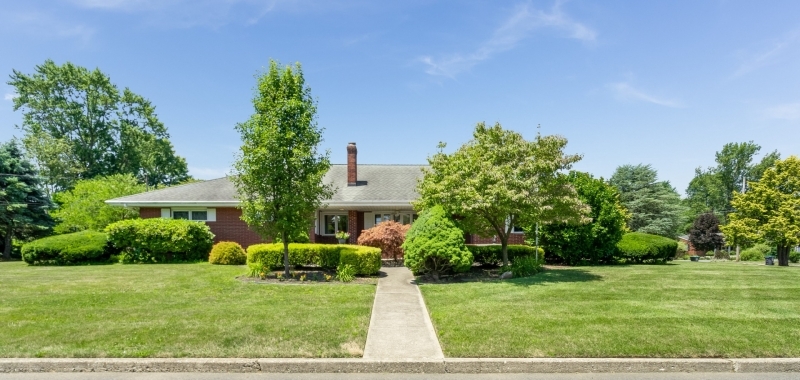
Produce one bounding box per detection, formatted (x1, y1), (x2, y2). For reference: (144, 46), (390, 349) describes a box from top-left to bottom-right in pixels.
(236, 268), (378, 285)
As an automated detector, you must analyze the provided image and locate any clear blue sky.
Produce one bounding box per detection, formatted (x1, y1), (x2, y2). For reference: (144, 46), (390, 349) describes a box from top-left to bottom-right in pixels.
(2, 0), (798, 193)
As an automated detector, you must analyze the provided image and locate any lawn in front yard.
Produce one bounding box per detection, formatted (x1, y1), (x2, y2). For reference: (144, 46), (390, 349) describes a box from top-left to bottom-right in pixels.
(420, 261), (800, 358)
(0, 261), (375, 358)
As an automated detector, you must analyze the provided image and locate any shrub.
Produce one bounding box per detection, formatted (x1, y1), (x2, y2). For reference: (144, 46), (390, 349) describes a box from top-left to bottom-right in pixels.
(209, 241), (246, 265)
(21, 231), (111, 265)
(509, 255), (543, 278)
(402, 206), (473, 276)
(106, 218), (214, 263)
(740, 244), (771, 261)
(616, 232), (677, 264)
(339, 246), (381, 275)
(337, 263), (356, 282)
(791, 250), (800, 264)
(467, 244), (544, 266)
(357, 220), (410, 260)
(245, 243), (380, 274)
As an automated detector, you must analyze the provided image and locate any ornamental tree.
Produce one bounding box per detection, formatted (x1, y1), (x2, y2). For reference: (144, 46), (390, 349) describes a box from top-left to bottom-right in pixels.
(416, 122), (589, 267)
(357, 220), (410, 261)
(721, 156), (800, 266)
(688, 212), (725, 253)
(232, 60), (333, 277)
(51, 174), (145, 233)
(0, 140), (54, 260)
(539, 171), (628, 265)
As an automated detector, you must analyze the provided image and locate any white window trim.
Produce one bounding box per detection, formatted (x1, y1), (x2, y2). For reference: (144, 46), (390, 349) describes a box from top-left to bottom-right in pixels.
(319, 212), (349, 236)
(165, 207), (216, 222)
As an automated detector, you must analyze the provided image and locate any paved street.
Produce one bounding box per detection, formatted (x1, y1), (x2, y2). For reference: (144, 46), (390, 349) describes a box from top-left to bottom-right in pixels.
(1, 373), (798, 380)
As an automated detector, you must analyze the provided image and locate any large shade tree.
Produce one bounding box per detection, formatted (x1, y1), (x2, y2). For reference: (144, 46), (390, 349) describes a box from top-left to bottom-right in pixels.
(722, 156), (800, 266)
(416, 122), (588, 267)
(8, 59), (190, 190)
(232, 60), (333, 277)
(610, 164), (683, 238)
(0, 140), (53, 260)
(51, 174), (145, 233)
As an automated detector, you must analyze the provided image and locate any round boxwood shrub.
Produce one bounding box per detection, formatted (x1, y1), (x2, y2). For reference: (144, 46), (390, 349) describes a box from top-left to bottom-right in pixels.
(209, 241), (246, 265)
(402, 206), (473, 277)
(106, 218), (214, 263)
(21, 230), (112, 265)
(616, 232), (677, 264)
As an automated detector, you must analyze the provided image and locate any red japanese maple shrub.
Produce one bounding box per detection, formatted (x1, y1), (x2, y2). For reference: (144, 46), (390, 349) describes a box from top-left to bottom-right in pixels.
(357, 221), (411, 260)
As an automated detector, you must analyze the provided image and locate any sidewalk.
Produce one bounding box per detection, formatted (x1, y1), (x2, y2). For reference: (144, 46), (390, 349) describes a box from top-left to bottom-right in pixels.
(362, 267), (444, 360)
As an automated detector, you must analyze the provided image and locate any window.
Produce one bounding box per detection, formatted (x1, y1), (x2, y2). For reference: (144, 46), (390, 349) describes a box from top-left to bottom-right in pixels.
(512, 225), (525, 233)
(173, 210), (207, 221)
(323, 214), (348, 235)
(374, 212), (417, 226)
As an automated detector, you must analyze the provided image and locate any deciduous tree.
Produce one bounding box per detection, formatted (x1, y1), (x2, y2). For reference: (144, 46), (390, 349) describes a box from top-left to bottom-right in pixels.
(416, 122), (588, 267)
(0, 140), (53, 260)
(721, 156), (800, 266)
(232, 60), (333, 277)
(358, 220), (410, 261)
(51, 174), (145, 233)
(689, 212), (725, 254)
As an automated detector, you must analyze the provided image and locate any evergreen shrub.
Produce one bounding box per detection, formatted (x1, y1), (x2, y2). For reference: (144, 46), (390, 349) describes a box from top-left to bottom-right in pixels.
(106, 218), (214, 263)
(402, 206), (473, 276)
(209, 241), (246, 265)
(467, 244), (544, 266)
(245, 243), (381, 274)
(22, 231), (111, 265)
(616, 232), (677, 263)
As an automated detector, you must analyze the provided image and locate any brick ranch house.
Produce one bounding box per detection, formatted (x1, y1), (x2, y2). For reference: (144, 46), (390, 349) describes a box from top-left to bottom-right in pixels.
(106, 143), (526, 248)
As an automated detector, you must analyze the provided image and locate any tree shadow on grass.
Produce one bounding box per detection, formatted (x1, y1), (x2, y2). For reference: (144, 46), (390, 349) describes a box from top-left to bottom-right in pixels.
(507, 268), (603, 287)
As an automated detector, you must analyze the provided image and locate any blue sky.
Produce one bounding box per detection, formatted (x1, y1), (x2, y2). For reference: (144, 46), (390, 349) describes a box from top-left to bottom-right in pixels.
(1, 0), (798, 193)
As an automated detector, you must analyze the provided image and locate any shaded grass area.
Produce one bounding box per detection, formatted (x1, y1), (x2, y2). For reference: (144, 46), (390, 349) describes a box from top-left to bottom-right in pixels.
(420, 261), (800, 358)
(0, 261), (375, 358)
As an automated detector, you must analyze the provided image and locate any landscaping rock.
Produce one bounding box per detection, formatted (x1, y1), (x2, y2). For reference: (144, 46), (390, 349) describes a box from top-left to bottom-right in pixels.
(500, 271), (513, 279)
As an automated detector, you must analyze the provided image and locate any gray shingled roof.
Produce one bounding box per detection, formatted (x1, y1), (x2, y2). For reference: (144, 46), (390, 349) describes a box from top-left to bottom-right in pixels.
(106, 164), (426, 207)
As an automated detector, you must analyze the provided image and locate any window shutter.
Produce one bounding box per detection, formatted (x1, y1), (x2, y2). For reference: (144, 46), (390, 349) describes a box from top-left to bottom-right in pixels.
(160, 208), (171, 219)
(364, 213), (374, 229)
(206, 208), (216, 222)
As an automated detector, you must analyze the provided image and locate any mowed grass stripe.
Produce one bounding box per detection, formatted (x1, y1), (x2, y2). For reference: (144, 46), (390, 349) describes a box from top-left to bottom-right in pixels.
(0, 261), (375, 358)
(420, 261), (800, 358)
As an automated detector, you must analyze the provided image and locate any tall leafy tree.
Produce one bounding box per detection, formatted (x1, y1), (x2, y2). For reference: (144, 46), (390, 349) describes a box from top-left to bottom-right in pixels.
(539, 171), (628, 265)
(8, 59), (190, 190)
(51, 174), (145, 234)
(0, 140), (54, 260)
(416, 122), (589, 267)
(232, 60), (333, 277)
(610, 164), (683, 238)
(722, 156), (800, 266)
(689, 212), (725, 254)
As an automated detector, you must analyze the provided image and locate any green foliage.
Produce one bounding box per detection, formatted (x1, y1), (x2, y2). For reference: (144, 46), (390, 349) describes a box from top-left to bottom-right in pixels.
(339, 246), (381, 275)
(723, 156), (800, 266)
(616, 232), (678, 264)
(610, 164), (684, 238)
(106, 218), (214, 263)
(245, 243), (380, 274)
(231, 60), (333, 276)
(8, 60), (189, 190)
(739, 244), (770, 261)
(539, 171), (629, 265)
(336, 264), (356, 282)
(51, 174), (145, 234)
(791, 251), (800, 264)
(21, 230), (111, 265)
(402, 206), (473, 275)
(467, 244), (544, 266)
(509, 255), (543, 278)
(208, 241), (246, 265)
(689, 212), (725, 252)
(274, 230), (310, 244)
(415, 122), (588, 267)
(0, 140), (54, 260)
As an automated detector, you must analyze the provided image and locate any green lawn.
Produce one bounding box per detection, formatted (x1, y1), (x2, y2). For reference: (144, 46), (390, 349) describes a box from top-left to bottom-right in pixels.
(0, 261), (375, 358)
(420, 261), (800, 358)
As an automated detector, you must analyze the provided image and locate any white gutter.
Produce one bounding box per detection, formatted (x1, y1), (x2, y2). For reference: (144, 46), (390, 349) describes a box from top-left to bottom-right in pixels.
(105, 200), (416, 208)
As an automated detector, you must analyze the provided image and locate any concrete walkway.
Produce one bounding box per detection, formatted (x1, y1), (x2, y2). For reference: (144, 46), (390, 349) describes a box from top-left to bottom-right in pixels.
(363, 267), (444, 360)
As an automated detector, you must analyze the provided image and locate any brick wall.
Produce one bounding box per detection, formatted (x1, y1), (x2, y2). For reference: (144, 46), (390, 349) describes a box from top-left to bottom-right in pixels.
(140, 207), (161, 218)
(139, 207), (268, 248)
(466, 233), (526, 245)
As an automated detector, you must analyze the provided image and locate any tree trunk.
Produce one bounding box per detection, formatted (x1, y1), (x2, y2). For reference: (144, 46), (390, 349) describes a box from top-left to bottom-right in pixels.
(2, 224), (12, 261)
(282, 232), (291, 277)
(777, 245), (789, 267)
(736, 245), (740, 262)
(501, 235), (509, 268)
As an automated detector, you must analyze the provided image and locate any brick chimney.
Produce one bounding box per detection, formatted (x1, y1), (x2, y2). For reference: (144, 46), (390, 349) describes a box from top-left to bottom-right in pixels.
(347, 142), (357, 186)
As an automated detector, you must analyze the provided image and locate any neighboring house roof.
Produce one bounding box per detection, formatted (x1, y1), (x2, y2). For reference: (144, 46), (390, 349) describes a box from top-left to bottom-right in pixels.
(106, 164), (427, 209)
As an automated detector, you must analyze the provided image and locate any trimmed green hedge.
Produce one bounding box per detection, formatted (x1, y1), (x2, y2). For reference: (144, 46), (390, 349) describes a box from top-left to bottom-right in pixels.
(106, 219), (214, 263)
(246, 243), (381, 275)
(616, 232), (677, 264)
(467, 244), (544, 266)
(21, 231), (112, 265)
